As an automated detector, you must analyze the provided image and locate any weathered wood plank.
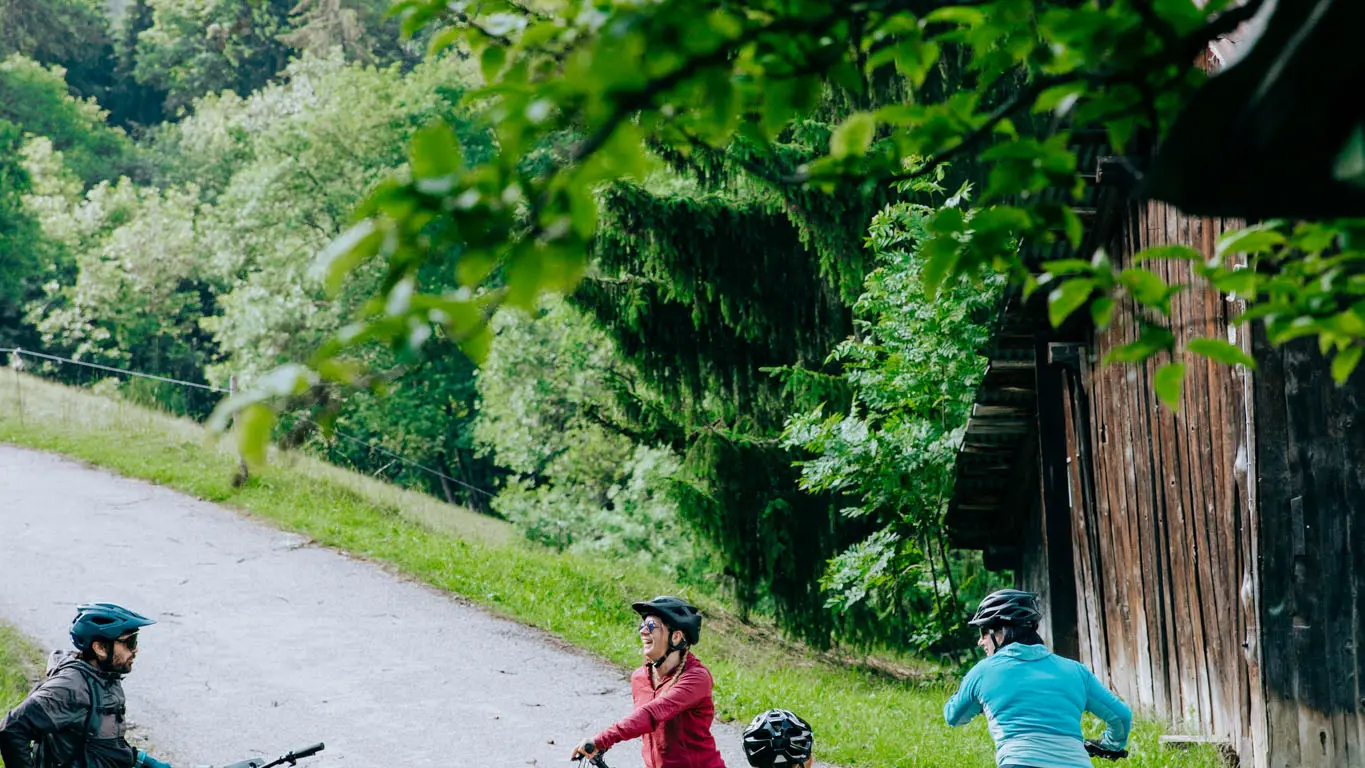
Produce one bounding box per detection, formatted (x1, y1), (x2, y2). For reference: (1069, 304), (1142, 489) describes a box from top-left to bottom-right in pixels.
(1158, 198), (1208, 731)
(1132, 202), (1180, 717)
(1174, 210), (1221, 737)
(1116, 217), (1161, 712)
(1103, 222), (1145, 706)
(1252, 328), (1303, 768)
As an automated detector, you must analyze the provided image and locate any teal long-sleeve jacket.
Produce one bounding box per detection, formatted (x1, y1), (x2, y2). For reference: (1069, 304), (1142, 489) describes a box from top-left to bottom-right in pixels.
(944, 643), (1132, 768)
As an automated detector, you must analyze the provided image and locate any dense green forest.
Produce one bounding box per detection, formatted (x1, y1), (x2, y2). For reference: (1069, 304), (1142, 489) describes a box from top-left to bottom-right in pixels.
(6, 0), (1349, 660)
(7, 0), (1156, 656)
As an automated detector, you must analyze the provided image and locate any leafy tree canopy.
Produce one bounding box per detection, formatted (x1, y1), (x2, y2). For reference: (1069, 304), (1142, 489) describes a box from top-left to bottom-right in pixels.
(0, 55), (135, 186)
(0, 0), (116, 104)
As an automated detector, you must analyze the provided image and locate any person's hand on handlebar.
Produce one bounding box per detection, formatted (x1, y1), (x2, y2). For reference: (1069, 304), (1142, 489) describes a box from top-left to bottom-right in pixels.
(1084, 739), (1128, 760)
(570, 741), (599, 761)
(137, 750), (174, 768)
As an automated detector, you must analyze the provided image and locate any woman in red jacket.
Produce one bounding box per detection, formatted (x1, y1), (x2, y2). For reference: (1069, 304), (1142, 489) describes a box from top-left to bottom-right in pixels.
(571, 596), (726, 768)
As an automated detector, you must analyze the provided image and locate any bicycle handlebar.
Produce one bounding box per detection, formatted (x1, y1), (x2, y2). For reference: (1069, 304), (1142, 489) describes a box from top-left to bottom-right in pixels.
(259, 743), (326, 768)
(1084, 740), (1128, 761)
(575, 741), (609, 768)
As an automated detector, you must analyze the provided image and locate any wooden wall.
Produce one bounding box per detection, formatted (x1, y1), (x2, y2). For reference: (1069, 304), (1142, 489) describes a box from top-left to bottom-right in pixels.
(1043, 199), (1267, 763)
(1254, 331), (1365, 767)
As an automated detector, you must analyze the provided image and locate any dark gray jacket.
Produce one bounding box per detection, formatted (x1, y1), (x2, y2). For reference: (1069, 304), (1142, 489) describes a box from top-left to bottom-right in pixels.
(0, 651), (138, 768)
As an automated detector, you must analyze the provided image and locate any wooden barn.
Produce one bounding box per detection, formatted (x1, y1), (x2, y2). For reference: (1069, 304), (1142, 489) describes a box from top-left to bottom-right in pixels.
(945, 36), (1365, 768)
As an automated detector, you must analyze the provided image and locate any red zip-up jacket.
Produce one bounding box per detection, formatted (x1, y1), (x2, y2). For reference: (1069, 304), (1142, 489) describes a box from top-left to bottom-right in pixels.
(592, 653), (727, 768)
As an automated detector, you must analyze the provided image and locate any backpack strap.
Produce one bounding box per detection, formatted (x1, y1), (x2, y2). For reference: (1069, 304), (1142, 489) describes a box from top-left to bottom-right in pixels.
(67, 668), (103, 768)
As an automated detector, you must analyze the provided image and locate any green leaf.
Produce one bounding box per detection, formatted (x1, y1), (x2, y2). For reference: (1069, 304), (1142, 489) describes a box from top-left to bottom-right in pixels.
(924, 6), (986, 25)
(1034, 81), (1086, 115)
(1105, 326), (1175, 364)
(314, 221), (385, 296)
(410, 123), (462, 180)
(920, 234), (961, 299)
(1090, 296), (1115, 329)
(1119, 268), (1169, 308)
(427, 25), (465, 55)
(1154, 362), (1185, 410)
(235, 403), (276, 469)
(830, 112), (877, 159)
(1210, 268), (1257, 296)
(1331, 308), (1365, 338)
(1187, 337), (1256, 368)
(1042, 258), (1092, 277)
(1136, 245), (1201, 262)
(1216, 224), (1286, 262)
(1048, 278), (1095, 327)
(459, 323), (493, 364)
(481, 45), (507, 83)
(1332, 345), (1363, 384)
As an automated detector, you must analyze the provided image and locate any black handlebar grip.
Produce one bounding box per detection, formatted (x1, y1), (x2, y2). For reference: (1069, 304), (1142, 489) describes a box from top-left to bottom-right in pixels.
(291, 744), (325, 759)
(584, 742), (596, 754)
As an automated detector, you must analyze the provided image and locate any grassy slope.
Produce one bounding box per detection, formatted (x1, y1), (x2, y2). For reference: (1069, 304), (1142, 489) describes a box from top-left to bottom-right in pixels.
(0, 624), (43, 715)
(0, 373), (1221, 768)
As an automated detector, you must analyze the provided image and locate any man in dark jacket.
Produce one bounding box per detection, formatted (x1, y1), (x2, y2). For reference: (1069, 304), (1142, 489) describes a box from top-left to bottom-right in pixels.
(0, 603), (174, 768)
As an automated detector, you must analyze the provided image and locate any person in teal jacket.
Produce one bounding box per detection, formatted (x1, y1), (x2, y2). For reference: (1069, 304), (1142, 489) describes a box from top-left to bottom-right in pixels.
(945, 590), (1132, 768)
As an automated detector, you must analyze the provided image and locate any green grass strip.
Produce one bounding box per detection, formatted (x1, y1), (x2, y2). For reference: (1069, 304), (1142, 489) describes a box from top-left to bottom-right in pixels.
(0, 622), (44, 715)
(0, 373), (1222, 768)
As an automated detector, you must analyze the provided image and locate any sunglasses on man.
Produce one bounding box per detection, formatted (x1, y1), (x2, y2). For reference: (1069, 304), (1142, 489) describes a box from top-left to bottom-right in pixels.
(115, 633), (138, 650)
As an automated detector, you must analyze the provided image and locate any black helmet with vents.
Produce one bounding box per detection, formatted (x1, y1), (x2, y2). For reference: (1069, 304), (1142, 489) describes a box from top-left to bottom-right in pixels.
(968, 589), (1042, 629)
(631, 595), (702, 646)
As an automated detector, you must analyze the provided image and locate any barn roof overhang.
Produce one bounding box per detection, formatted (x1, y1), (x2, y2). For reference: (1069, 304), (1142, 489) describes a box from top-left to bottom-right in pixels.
(945, 135), (1121, 561)
(1145, 0), (1365, 219)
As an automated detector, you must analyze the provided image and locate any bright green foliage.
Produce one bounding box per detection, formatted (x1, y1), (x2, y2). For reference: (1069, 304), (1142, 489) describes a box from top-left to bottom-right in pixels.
(0, 119), (44, 349)
(30, 178), (223, 411)
(264, 0), (1365, 466)
(109, 0), (169, 129)
(574, 170), (882, 641)
(135, 0), (297, 112)
(475, 299), (713, 581)
(0, 622), (43, 715)
(783, 185), (1007, 651)
(180, 54), (498, 497)
(0, 56), (135, 186)
(0, 0), (117, 105)
(134, 0), (421, 113)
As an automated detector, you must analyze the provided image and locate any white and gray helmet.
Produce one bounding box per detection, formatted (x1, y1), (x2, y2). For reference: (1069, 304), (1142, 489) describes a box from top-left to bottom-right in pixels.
(742, 709), (813, 766)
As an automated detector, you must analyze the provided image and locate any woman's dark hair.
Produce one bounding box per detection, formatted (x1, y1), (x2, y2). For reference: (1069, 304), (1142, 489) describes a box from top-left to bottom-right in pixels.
(999, 624), (1045, 648)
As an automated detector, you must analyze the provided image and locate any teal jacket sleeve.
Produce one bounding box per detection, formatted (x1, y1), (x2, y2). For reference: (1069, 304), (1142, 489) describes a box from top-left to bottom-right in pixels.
(1081, 665), (1132, 751)
(943, 664), (984, 727)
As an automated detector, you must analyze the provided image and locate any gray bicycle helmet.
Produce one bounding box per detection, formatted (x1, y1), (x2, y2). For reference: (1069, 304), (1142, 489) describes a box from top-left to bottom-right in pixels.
(968, 589), (1042, 629)
(742, 709), (813, 767)
(70, 603), (155, 651)
(632, 596), (701, 646)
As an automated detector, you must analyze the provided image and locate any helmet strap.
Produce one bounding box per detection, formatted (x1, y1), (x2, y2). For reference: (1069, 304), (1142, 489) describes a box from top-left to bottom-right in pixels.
(88, 640), (117, 673)
(649, 634), (689, 670)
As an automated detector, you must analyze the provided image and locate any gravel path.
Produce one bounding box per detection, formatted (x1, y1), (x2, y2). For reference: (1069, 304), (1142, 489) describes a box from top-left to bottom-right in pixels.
(0, 445), (755, 768)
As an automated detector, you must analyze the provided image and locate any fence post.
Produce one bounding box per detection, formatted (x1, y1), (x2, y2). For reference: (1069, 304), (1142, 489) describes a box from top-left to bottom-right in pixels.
(229, 374), (249, 483)
(12, 349), (23, 426)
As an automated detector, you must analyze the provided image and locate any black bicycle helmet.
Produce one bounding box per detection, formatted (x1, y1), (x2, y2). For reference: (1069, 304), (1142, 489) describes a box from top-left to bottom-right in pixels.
(70, 603), (155, 651)
(968, 589), (1042, 629)
(631, 596), (702, 646)
(742, 709), (813, 767)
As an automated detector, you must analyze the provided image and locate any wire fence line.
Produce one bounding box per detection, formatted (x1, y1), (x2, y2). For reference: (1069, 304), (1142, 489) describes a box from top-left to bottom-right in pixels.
(0, 346), (496, 499)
